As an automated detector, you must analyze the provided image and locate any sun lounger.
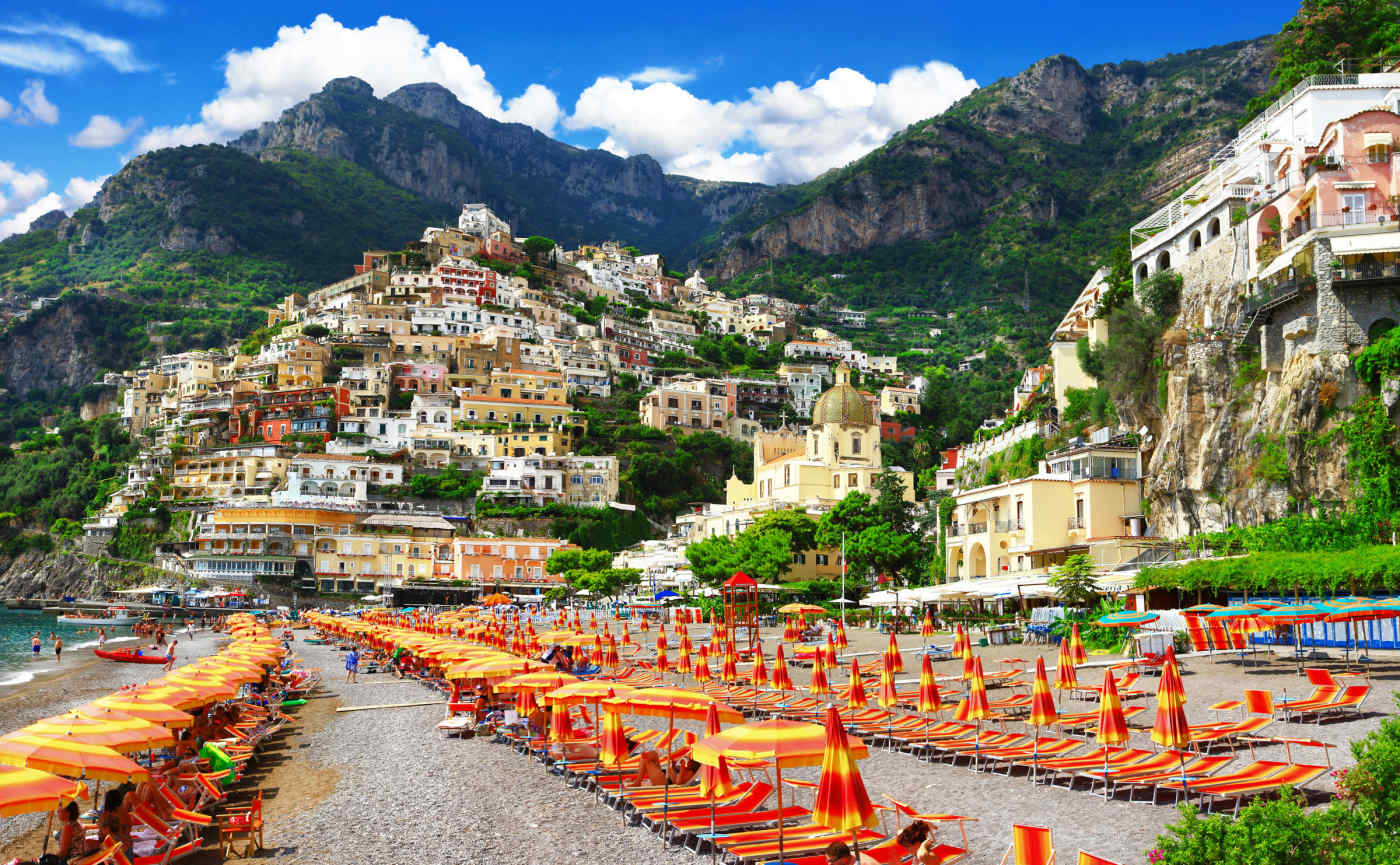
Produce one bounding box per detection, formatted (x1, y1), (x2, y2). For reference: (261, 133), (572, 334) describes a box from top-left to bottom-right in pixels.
(1074, 750), (1208, 794)
(1031, 747), (1156, 788)
(1000, 824), (1053, 865)
(1289, 684), (1369, 724)
(778, 837), (910, 865)
(1153, 760), (1289, 803)
(1051, 705), (1145, 733)
(936, 732), (1030, 762)
(1191, 763), (1330, 816)
(666, 805), (810, 836)
(714, 824), (885, 863)
(972, 737), (1085, 773)
(883, 798), (976, 863)
(1078, 851), (1124, 865)
(627, 780), (770, 816)
(1097, 754), (1235, 803)
(1189, 716), (1273, 748)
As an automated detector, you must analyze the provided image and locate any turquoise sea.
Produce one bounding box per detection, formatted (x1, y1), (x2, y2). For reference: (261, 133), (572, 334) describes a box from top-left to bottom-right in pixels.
(0, 607), (143, 687)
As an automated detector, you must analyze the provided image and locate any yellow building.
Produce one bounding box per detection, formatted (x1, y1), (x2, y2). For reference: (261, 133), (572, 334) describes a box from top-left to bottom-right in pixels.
(1050, 269), (1110, 416)
(313, 513), (455, 593)
(486, 369), (568, 402)
(171, 445), (289, 501)
(680, 363), (914, 540)
(190, 505), (359, 586)
(944, 438), (1150, 580)
(879, 385), (920, 417)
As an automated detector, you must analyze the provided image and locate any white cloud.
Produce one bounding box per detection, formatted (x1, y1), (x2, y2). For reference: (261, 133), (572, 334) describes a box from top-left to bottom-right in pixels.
(62, 174), (106, 209)
(0, 41), (84, 75)
(0, 96), (9, 119)
(627, 66), (696, 85)
(15, 80), (58, 125)
(70, 113), (142, 147)
(135, 14), (561, 155)
(0, 167), (106, 239)
(567, 60), (978, 184)
(0, 22), (146, 73)
(97, 0), (167, 17)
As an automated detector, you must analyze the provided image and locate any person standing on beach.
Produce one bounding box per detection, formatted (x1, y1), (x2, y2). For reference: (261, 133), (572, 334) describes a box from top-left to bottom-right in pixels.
(98, 627), (107, 649)
(345, 647), (359, 683)
(163, 639), (178, 671)
(54, 635), (62, 664)
(31, 633), (40, 660)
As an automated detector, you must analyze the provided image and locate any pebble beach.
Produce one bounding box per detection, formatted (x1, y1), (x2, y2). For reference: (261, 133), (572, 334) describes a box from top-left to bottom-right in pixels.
(234, 621), (1400, 865)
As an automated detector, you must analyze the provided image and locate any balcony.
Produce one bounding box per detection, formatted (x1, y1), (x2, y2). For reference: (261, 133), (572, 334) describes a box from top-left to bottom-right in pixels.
(966, 521), (987, 535)
(1334, 262), (1400, 285)
(1067, 516), (1085, 531)
(995, 520), (1024, 533)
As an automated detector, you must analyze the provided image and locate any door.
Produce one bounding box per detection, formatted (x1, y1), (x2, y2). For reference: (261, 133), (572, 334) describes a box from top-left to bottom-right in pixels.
(1344, 193), (1366, 225)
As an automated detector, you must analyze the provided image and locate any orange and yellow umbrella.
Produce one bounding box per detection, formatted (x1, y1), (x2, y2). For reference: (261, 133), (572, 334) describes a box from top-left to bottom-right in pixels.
(656, 646), (670, 675)
(23, 714), (174, 754)
(884, 632), (904, 674)
(1068, 623), (1088, 666)
(544, 680), (635, 706)
(809, 654), (831, 697)
(778, 603), (825, 615)
(1027, 656), (1058, 767)
(1053, 637), (1079, 691)
(0, 733), (148, 783)
(916, 653), (942, 714)
(953, 624), (971, 661)
(720, 645), (739, 684)
(751, 651), (769, 689)
(0, 765), (87, 817)
(960, 647), (977, 681)
(920, 610), (935, 639)
(824, 633), (839, 667)
(694, 646), (713, 684)
(782, 616), (797, 643)
(842, 658), (868, 717)
(602, 688), (743, 725)
(963, 657), (992, 722)
(496, 671), (578, 694)
(598, 706), (629, 769)
(1094, 668), (1130, 795)
(79, 698), (193, 729)
(812, 704), (879, 857)
(834, 621), (849, 651)
(876, 658), (899, 711)
(771, 645), (795, 692)
(1151, 647), (1191, 753)
(676, 648), (692, 677)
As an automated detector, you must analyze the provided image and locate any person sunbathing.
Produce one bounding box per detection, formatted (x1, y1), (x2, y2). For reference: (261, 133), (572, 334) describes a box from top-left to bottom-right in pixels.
(623, 751), (700, 788)
(825, 821), (942, 865)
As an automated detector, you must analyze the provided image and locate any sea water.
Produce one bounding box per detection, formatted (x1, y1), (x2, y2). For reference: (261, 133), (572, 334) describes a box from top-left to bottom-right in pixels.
(0, 608), (141, 687)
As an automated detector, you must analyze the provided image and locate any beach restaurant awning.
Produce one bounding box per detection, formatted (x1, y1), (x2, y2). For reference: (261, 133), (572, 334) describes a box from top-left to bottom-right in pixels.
(963, 576), (1053, 599)
(1330, 233), (1400, 257)
(113, 586), (170, 595)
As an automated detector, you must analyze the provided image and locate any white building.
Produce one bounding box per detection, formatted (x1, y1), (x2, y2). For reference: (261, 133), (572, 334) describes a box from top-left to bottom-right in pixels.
(458, 203), (511, 239)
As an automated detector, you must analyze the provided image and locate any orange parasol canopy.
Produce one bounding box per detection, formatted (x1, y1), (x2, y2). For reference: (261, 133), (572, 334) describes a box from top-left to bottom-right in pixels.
(843, 659), (868, 711)
(884, 632), (904, 674)
(602, 688), (743, 725)
(23, 714), (174, 754)
(920, 610), (935, 638)
(1067, 623), (1088, 666)
(750, 651), (769, 689)
(875, 660), (899, 711)
(0, 765), (87, 817)
(778, 603), (825, 615)
(79, 698), (193, 729)
(809, 653), (831, 697)
(694, 646), (713, 684)
(961, 656), (992, 722)
(771, 645), (795, 692)
(0, 733), (148, 783)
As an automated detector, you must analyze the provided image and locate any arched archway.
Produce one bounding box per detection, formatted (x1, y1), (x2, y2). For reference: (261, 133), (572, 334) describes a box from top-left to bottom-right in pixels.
(1368, 318), (1398, 344)
(1156, 250), (1171, 272)
(968, 543), (987, 579)
(1256, 204), (1281, 250)
(1207, 217), (1221, 239)
(1135, 263), (1148, 285)
(1189, 230), (1202, 252)
(340, 482), (355, 496)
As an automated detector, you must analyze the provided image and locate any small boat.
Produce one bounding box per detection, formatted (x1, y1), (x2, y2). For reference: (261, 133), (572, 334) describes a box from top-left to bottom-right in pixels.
(57, 606), (140, 626)
(95, 648), (166, 664)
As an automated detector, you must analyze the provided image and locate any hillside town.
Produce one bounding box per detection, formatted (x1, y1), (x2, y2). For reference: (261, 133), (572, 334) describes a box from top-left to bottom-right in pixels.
(70, 67), (1400, 611)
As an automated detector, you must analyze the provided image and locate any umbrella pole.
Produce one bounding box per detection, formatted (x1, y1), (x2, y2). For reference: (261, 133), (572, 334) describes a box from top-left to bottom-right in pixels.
(710, 794), (718, 865)
(1103, 749), (1111, 800)
(776, 764), (785, 864)
(42, 808), (53, 855)
(660, 705), (674, 847)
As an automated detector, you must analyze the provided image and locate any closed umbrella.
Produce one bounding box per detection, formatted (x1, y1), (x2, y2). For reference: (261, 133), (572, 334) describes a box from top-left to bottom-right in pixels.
(697, 702), (734, 863)
(809, 654), (831, 698)
(812, 704), (879, 859)
(694, 646), (713, 684)
(1094, 669), (1130, 798)
(916, 653), (943, 760)
(1028, 656), (1058, 769)
(842, 658), (868, 724)
(1067, 623), (1088, 666)
(1150, 647), (1191, 795)
(962, 656), (993, 760)
(1053, 636), (1079, 697)
(834, 621), (849, 651)
(885, 631), (905, 674)
(876, 655), (900, 746)
(771, 645), (795, 693)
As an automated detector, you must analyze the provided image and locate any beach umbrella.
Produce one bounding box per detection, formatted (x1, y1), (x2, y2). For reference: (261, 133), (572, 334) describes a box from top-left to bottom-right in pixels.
(1067, 623), (1088, 666)
(920, 609), (935, 639)
(694, 646), (713, 684)
(604, 635), (620, 669)
(639, 617), (650, 633)
(834, 621), (849, 651)
(496, 671), (577, 695)
(1028, 656), (1058, 768)
(884, 632), (904, 674)
(778, 603), (826, 615)
(0, 733), (148, 783)
(916, 653), (943, 759)
(679, 630), (693, 657)
(824, 633), (839, 667)
(964, 656), (993, 760)
(809, 653), (831, 698)
(1053, 637), (1079, 693)
(721, 644), (739, 684)
(772, 645), (795, 692)
(750, 651), (769, 690)
(953, 624), (971, 661)
(656, 646), (670, 675)
(783, 616), (797, 643)
(812, 705), (879, 859)
(876, 656), (900, 745)
(23, 715), (175, 754)
(1094, 669), (1130, 798)
(1261, 603), (1327, 672)
(961, 646), (978, 682)
(676, 648), (692, 677)
(694, 715), (866, 865)
(1097, 611), (1159, 628)
(1150, 647), (1192, 795)
(79, 698), (193, 729)
(697, 703), (736, 863)
(843, 658), (869, 726)
(514, 686), (538, 718)
(0, 765), (87, 817)
(480, 593), (512, 605)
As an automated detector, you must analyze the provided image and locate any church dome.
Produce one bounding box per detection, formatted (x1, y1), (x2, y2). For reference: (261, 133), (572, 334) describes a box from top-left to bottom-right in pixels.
(812, 363), (874, 427)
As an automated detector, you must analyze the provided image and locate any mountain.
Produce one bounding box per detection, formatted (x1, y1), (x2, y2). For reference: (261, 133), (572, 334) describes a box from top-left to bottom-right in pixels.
(702, 39), (1274, 309)
(231, 76), (766, 261)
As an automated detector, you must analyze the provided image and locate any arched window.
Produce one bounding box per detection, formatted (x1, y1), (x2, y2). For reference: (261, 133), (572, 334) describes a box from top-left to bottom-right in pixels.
(1135, 263), (1148, 284)
(1156, 251), (1171, 272)
(1207, 217), (1221, 239)
(1189, 230), (1202, 252)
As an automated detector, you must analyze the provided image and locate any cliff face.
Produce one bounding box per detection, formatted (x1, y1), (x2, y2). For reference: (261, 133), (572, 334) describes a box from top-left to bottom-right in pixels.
(0, 297), (108, 395)
(232, 78), (767, 260)
(0, 552), (97, 599)
(705, 40), (1274, 287)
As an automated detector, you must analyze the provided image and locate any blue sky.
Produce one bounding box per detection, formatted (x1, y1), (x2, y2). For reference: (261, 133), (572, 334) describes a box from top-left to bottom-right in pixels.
(0, 1), (1295, 237)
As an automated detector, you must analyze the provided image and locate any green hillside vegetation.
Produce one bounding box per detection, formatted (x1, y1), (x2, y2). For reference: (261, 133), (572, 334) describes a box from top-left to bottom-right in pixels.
(0, 415), (137, 530)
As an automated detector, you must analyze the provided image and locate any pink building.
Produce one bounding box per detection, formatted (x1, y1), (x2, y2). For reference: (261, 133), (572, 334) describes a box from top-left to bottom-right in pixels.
(391, 362), (449, 394)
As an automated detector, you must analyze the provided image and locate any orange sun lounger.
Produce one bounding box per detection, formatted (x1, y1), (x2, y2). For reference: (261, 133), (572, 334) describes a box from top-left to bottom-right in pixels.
(1189, 763), (1330, 816)
(1000, 824), (1054, 865)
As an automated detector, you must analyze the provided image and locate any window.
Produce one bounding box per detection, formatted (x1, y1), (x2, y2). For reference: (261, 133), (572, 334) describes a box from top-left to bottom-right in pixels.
(1344, 193), (1366, 225)
(848, 473), (858, 487)
(815, 554), (829, 565)
(851, 436), (861, 455)
(832, 474), (840, 488)
(1368, 144), (1392, 164)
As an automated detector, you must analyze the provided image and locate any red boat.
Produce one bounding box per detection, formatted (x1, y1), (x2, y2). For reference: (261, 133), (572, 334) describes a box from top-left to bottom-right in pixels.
(94, 649), (166, 664)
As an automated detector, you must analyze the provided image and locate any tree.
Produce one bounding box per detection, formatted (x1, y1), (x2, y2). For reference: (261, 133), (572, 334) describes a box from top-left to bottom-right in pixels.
(573, 567), (642, 602)
(301, 323), (330, 339)
(545, 548), (613, 576)
(523, 236), (556, 257)
(685, 529), (793, 587)
(814, 492), (882, 552)
(750, 510), (818, 557)
(870, 470), (916, 534)
(1049, 554), (1099, 608)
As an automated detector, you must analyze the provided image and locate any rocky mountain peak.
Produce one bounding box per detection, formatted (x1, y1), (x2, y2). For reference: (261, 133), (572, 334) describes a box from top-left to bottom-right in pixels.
(322, 76), (374, 98)
(28, 209), (67, 232)
(972, 53), (1098, 145)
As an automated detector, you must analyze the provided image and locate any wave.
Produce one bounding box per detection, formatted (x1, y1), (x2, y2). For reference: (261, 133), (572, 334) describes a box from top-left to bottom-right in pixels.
(0, 670), (34, 687)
